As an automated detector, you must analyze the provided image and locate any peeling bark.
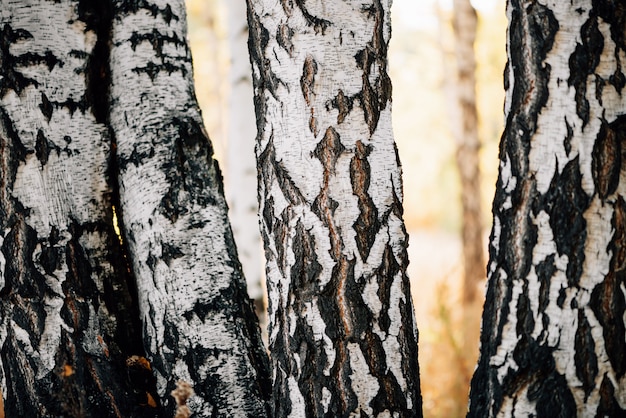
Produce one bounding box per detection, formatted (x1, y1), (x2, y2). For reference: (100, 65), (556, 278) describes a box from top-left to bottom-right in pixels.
(247, 1), (422, 416)
(469, 1), (626, 416)
(107, 0), (271, 416)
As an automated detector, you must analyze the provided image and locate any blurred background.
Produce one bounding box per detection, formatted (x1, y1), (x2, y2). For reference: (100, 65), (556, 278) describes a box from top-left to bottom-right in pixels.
(184, 1), (506, 416)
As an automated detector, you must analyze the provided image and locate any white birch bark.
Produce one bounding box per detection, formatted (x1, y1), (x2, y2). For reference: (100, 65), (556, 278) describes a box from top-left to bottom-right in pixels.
(247, 0), (422, 416)
(469, 1), (626, 416)
(225, 0), (265, 304)
(107, 0), (271, 416)
(0, 1), (155, 416)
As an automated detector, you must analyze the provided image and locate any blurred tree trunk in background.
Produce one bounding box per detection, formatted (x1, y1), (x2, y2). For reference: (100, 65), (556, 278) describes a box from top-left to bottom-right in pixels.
(0, 0), (271, 416)
(247, 0), (422, 416)
(469, 1), (626, 416)
(451, 0), (484, 394)
(225, 0), (265, 320)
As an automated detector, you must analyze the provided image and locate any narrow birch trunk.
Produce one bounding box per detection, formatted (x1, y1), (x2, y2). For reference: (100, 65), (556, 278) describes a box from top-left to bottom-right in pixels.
(451, 0), (485, 306)
(225, 0), (265, 308)
(107, 0), (271, 416)
(469, 1), (626, 416)
(247, 1), (422, 416)
(450, 0), (484, 391)
(0, 1), (156, 416)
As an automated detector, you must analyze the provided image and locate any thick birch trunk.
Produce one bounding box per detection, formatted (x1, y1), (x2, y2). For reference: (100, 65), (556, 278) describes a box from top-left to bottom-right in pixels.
(0, 1), (156, 416)
(225, 0), (265, 306)
(469, 1), (626, 416)
(107, 0), (271, 416)
(247, 1), (422, 416)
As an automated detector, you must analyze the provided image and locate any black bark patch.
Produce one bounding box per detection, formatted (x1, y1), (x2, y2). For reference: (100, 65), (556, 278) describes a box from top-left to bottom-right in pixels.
(540, 157), (589, 286)
(397, 268), (422, 415)
(536, 253), (556, 330)
(117, 143), (156, 170)
(328, 89), (355, 124)
(529, 366), (576, 418)
(127, 28), (187, 59)
(350, 141), (379, 261)
(39, 243), (63, 276)
(0, 25), (38, 96)
(592, 115), (626, 199)
(290, 312), (331, 417)
(515, 286), (535, 336)
(568, 15), (603, 126)
(355, 48), (380, 135)
(343, 264), (370, 339)
(501, 337), (576, 417)
(113, 1), (179, 25)
(294, 0), (331, 34)
(376, 245), (400, 333)
(258, 133), (306, 207)
(597, 375), (626, 416)
(61, 224), (98, 332)
(574, 310), (598, 399)
(159, 118), (220, 223)
(610, 65), (626, 94)
(132, 60), (188, 81)
(161, 242), (183, 266)
(247, 8), (280, 101)
(593, 0), (626, 51)
(81, 0), (113, 124)
(2, 218), (46, 298)
(564, 117), (573, 156)
(590, 197), (626, 378)
(354, 0), (392, 135)
(39, 92), (53, 121)
(35, 129), (53, 165)
(369, 330), (409, 413)
(290, 220), (323, 300)
(18, 51), (63, 71)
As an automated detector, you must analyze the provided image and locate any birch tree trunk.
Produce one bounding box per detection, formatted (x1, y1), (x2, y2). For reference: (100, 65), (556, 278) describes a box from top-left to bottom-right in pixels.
(107, 0), (271, 416)
(469, 1), (626, 416)
(0, 1), (157, 416)
(247, 1), (422, 416)
(225, 0), (265, 309)
(451, 0), (485, 306)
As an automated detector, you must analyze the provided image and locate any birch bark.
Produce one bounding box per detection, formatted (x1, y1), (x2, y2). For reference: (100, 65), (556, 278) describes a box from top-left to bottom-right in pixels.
(107, 0), (271, 416)
(247, 1), (422, 416)
(469, 1), (626, 416)
(0, 1), (156, 416)
(225, 0), (265, 307)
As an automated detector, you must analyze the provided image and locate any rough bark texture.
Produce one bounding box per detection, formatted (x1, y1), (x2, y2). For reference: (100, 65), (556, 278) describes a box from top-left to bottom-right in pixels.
(107, 0), (271, 416)
(0, 1), (157, 416)
(452, 0), (485, 305)
(225, 0), (265, 307)
(247, 0), (422, 416)
(469, 1), (626, 416)
(0, 0), (271, 416)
